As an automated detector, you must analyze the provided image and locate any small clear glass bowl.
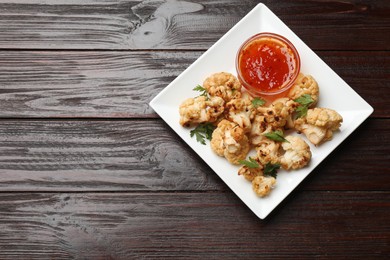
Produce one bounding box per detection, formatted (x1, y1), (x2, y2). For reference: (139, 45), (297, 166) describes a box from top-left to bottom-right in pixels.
(236, 32), (300, 100)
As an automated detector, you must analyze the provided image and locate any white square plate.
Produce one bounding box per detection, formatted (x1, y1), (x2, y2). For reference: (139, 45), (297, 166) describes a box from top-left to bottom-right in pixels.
(149, 3), (373, 219)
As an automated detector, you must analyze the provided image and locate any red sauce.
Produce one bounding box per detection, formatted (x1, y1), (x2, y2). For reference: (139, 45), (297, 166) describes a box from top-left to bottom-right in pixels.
(238, 37), (297, 93)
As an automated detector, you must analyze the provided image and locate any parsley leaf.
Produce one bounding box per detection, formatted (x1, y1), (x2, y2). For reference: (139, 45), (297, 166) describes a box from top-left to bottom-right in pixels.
(294, 94), (314, 118)
(251, 97), (266, 108)
(295, 105), (309, 118)
(264, 130), (289, 142)
(239, 157), (260, 168)
(294, 94), (314, 106)
(190, 123), (216, 145)
(264, 162), (281, 178)
(193, 85), (208, 99)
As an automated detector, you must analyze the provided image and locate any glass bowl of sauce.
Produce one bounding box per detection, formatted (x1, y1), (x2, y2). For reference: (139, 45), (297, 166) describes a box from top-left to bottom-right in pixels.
(236, 32), (300, 101)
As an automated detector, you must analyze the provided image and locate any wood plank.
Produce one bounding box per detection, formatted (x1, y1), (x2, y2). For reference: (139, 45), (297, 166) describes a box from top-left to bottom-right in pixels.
(0, 119), (388, 192)
(0, 0), (388, 50)
(0, 51), (388, 118)
(0, 191), (388, 258)
(0, 51), (199, 118)
(0, 119), (223, 191)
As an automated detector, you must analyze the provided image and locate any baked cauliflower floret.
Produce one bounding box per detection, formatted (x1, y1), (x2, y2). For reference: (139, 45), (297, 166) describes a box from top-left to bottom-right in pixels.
(249, 114), (269, 146)
(203, 72), (242, 102)
(225, 98), (255, 133)
(255, 138), (281, 165)
(306, 108), (343, 130)
(238, 156), (263, 181)
(210, 119), (250, 165)
(179, 96), (225, 126)
(252, 176), (276, 197)
(296, 123), (332, 146)
(288, 73), (319, 107)
(294, 108), (343, 145)
(280, 135), (311, 170)
(257, 98), (298, 129)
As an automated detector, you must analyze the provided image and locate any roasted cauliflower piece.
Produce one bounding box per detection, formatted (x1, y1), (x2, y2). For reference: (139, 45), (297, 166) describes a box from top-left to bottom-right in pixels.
(252, 175), (276, 197)
(257, 98), (298, 129)
(255, 138), (281, 165)
(203, 72), (242, 102)
(210, 119), (250, 165)
(288, 73), (319, 107)
(249, 114), (269, 146)
(238, 156), (263, 181)
(225, 98), (255, 133)
(294, 107), (343, 145)
(296, 124), (333, 146)
(179, 96), (225, 127)
(306, 108), (343, 130)
(280, 135), (311, 170)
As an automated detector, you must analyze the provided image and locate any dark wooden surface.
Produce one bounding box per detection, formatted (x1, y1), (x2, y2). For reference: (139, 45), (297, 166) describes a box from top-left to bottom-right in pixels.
(0, 0), (389, 258)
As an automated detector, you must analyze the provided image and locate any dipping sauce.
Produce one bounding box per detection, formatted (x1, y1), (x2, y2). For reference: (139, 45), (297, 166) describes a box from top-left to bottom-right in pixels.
(236, 33), (300, 99)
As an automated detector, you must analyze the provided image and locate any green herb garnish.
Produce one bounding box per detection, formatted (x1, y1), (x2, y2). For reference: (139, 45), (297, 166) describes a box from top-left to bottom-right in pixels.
(193, 85), (208, 99)
(295, 94), (314, 106)
(264, 163), (281, 178)
(251, 97), (266, 108)
(294, 94), (314, 118)
(190, 123), (216, 145)
(264, 130), (289, 142)
(295, 105), (308, 118)
(239, 157), (260, 168)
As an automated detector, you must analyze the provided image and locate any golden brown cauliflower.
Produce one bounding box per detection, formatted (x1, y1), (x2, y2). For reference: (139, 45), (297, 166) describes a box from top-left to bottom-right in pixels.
(257, 98), (298, 129)
(288, 73), (319, 107)
(210, 119), (250, 165)
(203, 72), (242, 102)
(295, 124), (332, 146)
(280, 135), (311, 170)
(255, 138), (281, 165)
(249, 114), (269, 146)
(252, 176), (276, 197)
(179, 96), (225, 127)
(238, 156), (263, 181)
(294, 108), (343, 145)
(306, 108), (343, 130)
(225, 98), (255, 133)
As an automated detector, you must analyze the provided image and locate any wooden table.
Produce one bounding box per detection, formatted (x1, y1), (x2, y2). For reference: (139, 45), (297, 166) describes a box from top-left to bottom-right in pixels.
(0, 0), (388, 258)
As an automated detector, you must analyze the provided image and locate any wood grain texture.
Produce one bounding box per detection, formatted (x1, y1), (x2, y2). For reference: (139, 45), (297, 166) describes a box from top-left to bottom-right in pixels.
(0, 0), (388, 50)
(0, 51), (388, 118)
(0, 192), (388, 259)
(0, 119), (388, 191)
(0, 1), (388, 257)
(0, 119), (222, 191)
(0, 51), (199, 118)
